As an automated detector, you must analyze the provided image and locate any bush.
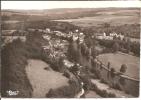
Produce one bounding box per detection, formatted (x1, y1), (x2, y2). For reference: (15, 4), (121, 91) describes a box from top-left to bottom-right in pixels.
(46, 79), (81, 98)
(90, 73), (97, 79)
(108, 92), (116, 97)
(100, 78), (107, 84)
(91, 84), (107, 97)
(90, 68), (101, 79)
(120, 64), (127, 73)
(90, 83), (98, 91)
(119, 77), (126, 86)
(80, 75), (91, 91)
(46, 86), (73, 98)
(112, 83), (121, 90)
(63, 70), (71, 78)
(100, 90), (108, 97)
(46, 89), (56, 98)
(44, 67), (50, 71)
(90, 83), (116, 98)
(110, 68), (116, 78)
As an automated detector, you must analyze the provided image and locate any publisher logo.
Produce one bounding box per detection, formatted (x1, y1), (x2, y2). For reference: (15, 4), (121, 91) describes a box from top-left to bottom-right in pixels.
(6, 90), (19, 96)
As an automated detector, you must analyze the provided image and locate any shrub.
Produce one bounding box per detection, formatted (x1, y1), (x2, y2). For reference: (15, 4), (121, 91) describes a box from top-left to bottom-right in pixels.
(120, 64), (127, 73)
(125, 90), (130, 94)
(119, 77), (126, 86)
(63, 70), (71, 78)
(100, 90), (108, 97)
(112, 42), (120, 52)
(44, 67), (50, 71)
(90, 83), (98, 91)
(112, 83), (121, 90)
(108, 92), (116, 97)
(90, 83), (116, 98)
(90, 68), (101, 79)
(80, 75), (91, 91)
(110, 68), (116, 78)
(100, 78), (107, 84)
(46, 79), (81, 98)
(46, 89), (56, 98)
(90, 73), (97, 79)
(46, 86), (73, 98)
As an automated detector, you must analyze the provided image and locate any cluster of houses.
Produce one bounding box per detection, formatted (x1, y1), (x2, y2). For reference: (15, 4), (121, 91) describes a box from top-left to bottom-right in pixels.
(96, 32), (124, 40)
(39, 28), (127, 43)
(38, 28), (51, 33)
(68, 29), (85, 43)
(42, 35), (68, 62)
(36, 28), (86, 44)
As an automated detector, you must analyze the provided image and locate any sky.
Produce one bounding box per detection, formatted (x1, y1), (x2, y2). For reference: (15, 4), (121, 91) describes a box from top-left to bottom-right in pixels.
(1, 1), (141, 10)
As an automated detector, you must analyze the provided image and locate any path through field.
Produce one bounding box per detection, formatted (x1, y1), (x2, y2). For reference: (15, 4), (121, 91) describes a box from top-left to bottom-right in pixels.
(26, 59), (69, 97)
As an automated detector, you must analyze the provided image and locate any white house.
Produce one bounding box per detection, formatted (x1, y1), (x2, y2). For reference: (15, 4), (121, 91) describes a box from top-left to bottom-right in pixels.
(72, 34), (79, 41)
(110, 32), (124, 40)
(117, 33), (124, 40)
(79, 32), (85, 43)
(44, 28), (51, 33)
(38, 29), (43, 32)
(96, 32), (107, 40)
(75, 29), (79, 33)
(110, 32), (117, 37)
(63, 59), (74, 68)
(97, 32), (124, 40)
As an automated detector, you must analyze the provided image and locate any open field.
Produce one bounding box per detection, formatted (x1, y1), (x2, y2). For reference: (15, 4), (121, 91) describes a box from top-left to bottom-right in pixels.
(26, 59), (69, 97)
(2, 8), (140, 27)
(53, 9), (140, 27)
(97, 52), (139, 79)
(2, 8), (140, 38)
(54, 14), (139, 27)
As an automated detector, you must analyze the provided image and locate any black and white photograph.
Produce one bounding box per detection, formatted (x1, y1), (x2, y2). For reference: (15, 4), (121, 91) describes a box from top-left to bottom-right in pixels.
(1, 1), (140, 98)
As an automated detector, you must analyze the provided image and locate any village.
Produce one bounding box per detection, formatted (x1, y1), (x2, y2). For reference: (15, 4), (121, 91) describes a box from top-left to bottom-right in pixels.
(2, 26), (139, 46)
(1, 1), (141, 98)
(1, 25), (140, 98)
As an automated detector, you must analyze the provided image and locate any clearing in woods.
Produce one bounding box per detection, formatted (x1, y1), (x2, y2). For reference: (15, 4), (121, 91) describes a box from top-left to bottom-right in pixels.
(26, 59), (69, 97)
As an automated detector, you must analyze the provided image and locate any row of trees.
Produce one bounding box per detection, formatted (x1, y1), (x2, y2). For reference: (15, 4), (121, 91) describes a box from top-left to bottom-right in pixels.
(98, 39), (140, 56)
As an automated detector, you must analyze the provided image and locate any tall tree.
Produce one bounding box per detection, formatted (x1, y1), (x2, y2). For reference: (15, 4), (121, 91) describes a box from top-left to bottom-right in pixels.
(120, 64), (127, 73)
(112, 42), (120, 52)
